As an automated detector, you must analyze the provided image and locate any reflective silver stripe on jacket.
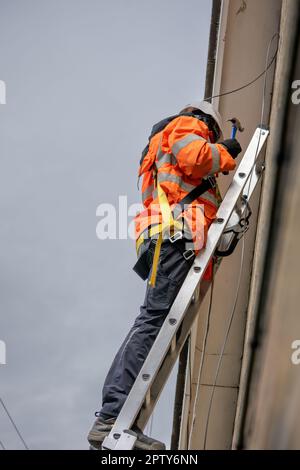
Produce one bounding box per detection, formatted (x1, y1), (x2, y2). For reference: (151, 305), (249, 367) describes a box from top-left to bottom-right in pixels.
(157, 172), (196, 193)
(156, 152), (177, 169)
(208, 144), (221, 174)
(142, 184), (154, 203)
(171, 134), (206, 157)
(172, 204), (203, 220)
(172, 196), (210, 219)
(199, 190), (218, 207)
(143, 183), (217, 210)
(142, 187), (158, 204)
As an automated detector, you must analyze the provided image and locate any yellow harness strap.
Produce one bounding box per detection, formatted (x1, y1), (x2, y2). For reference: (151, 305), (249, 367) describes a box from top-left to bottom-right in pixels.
(149, 232), (163, 287)
(136, 223), (161, 254)
(148, 181), (182, 287)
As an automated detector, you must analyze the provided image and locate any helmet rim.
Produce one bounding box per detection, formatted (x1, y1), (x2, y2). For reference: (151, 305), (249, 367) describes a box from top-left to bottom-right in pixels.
(180, 100), (224, 141)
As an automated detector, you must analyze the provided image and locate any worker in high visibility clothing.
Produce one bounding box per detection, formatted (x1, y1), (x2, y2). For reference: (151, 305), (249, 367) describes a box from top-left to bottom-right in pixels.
(88, 101), (242, 450)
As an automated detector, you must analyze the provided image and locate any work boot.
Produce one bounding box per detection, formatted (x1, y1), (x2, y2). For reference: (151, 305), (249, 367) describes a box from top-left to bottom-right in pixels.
(132, 424), (166, 450)
(87, 416), (166, 450)
(87, 416), (116, 449)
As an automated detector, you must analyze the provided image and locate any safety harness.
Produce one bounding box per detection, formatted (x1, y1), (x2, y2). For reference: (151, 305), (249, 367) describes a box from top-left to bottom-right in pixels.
(134, 166), (217, 286)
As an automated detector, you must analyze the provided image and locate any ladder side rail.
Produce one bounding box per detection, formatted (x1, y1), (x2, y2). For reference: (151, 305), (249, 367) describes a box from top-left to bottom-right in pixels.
(136, 298), (202, 429)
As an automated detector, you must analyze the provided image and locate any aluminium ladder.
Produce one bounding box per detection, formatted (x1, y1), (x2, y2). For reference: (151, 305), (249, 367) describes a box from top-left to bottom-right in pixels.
(102, 127), (269, 450)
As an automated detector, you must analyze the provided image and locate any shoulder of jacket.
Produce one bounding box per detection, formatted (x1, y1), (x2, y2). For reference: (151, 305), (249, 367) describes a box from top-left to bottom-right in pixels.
(164, 114), (203, 131)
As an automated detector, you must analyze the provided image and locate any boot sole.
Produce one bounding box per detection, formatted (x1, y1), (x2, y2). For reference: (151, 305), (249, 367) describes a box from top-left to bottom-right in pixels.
(134, 441), (166, 450)
(88, 431), (165, 451)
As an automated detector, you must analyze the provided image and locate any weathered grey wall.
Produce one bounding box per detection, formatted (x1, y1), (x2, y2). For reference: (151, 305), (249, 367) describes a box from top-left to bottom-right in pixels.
(180, 0), (282, 449)
(240, 1), (300, 449)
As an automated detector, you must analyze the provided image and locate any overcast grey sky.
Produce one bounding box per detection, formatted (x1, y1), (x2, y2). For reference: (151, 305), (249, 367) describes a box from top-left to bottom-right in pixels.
(0, 0), (211, 449)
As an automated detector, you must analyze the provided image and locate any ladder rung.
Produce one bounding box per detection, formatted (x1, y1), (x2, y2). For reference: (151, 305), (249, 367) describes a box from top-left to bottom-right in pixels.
(171, 336), (177, 354)
(144, 389), (151, 409)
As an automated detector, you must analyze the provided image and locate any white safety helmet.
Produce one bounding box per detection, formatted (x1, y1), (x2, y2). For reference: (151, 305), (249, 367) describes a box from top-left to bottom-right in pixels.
(180, 100), (224, 141)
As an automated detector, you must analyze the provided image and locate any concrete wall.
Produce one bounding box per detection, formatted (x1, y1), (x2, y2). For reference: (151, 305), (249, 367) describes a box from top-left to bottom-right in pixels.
(180, 0), (282, 449)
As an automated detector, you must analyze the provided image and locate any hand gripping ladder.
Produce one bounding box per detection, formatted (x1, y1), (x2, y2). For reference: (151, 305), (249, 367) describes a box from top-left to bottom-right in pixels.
(102, 127), (269, 450)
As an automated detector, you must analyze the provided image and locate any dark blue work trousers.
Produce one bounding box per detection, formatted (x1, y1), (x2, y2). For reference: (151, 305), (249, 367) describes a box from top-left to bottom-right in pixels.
(99, 239), (194, 419)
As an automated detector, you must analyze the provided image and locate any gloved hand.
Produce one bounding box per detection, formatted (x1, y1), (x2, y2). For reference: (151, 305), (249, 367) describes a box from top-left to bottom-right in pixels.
(220, 139), (242, 159)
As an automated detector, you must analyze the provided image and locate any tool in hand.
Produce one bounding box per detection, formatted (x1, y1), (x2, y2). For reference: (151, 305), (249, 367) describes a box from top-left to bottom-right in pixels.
(228, 117), (244, 139)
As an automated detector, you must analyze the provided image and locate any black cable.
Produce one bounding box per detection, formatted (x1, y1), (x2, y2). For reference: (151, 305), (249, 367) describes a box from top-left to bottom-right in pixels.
(187, 334), (192, 446)
(204, 33), (279, 101)
(0, 440), (6, 450)
(0, 397), (29, 450)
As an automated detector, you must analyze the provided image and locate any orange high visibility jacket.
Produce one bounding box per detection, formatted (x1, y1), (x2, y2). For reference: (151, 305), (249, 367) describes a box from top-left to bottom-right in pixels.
(135, 115), (236, 260)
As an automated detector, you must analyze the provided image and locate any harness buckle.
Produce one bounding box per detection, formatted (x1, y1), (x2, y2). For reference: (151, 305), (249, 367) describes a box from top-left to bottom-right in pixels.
(183, 249), (195, 261)
(169, 231), (183, 243)
(207, 176), (216, 188)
